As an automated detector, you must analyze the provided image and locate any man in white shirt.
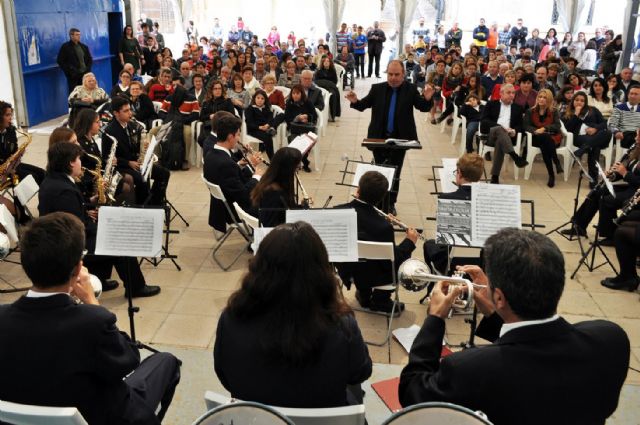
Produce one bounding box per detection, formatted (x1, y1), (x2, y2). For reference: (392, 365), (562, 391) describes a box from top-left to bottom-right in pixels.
(399, 228), (630, 425)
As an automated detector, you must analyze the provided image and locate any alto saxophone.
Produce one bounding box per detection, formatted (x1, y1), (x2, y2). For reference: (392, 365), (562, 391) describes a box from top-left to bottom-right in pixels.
(82, 153), (106, 205)
(103, 134), (121, 203)
(0, 128), (32, 191)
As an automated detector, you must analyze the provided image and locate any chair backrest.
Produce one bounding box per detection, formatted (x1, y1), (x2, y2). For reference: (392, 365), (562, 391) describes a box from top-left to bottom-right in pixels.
(194, 402), (294, 425)
(272, 105), (284, 115)
(204, 391), (364, 425)
(334, 63), (345, 78)
(381, 402), (493, 425)
(152, 101), (162, 114)
(233, 202), (259, 230)
(0, 400), (89, 425)
(202, 176), (226, 202)
(357, 241), (394, 261)
(276, 85), (291, 98)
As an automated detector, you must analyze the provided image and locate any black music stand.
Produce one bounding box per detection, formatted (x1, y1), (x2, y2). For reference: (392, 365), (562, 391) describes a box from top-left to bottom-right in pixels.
(139, 204), (181, 271)
(570, 225), (617, 278)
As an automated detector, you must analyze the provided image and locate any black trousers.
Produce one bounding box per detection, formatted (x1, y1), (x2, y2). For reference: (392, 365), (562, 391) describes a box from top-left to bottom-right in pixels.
(574, 130), (611, 181)
(122, 352), (181, 423)
(531, 133), (559, 177)
(249, 130), (275, 158)
(83, 255), (146, 291)
(573, 185), (637, 238)
(372, 148), (405, 206)
(620, 131), (636, 149)
(354, 54), (365, 77)
(613, 219), (640, 279)
(121, 163), (170, 206)
(15, 162), (45, 185)
(65, 73), (83, 94)
(367, 51), (381, 77)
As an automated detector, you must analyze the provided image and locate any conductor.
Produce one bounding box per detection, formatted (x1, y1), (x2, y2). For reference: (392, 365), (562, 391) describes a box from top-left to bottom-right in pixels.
(346, 60), (434, 212)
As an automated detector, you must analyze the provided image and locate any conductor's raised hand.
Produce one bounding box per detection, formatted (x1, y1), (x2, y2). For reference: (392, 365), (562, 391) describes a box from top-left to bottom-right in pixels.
(423, 84), (435, 101)
(428, 281), (461, 319)
(345, 90), (358, 103)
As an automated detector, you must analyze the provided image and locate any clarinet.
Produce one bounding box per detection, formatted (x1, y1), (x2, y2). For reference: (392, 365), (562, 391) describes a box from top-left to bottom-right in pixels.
(614, 187), (640, 225)
(588, 142), (637, 199)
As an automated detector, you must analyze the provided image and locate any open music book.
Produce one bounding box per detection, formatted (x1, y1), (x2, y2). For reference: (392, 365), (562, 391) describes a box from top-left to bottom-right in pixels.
(384, 138), (421, 147)
(288, 132), (318, 155)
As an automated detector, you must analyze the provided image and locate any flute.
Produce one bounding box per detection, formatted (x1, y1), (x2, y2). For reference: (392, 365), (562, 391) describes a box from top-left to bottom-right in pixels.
(296, 172), (312, 208)
(351, 195), (425, 240)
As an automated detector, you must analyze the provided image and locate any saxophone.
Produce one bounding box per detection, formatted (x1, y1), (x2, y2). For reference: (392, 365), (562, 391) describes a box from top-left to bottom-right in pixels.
(103, 134), (121, 203)
(134, 119), (149, 169)
(0, 128), (32, 191)
(82, 153), (106, 205)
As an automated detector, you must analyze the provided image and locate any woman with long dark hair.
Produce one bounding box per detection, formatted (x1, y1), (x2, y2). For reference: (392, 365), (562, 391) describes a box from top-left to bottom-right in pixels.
(214, 221), (371, 407)
(118, 25), (143, 73)
(245, 89), (284, 159)
(284, 84), (317, 172)
(562, 92), (611, 186)
(588, 77), (613, 118)
(199, 80), (235, 137)
(524, 89), (563, 187)
(250, 147), (302, 226)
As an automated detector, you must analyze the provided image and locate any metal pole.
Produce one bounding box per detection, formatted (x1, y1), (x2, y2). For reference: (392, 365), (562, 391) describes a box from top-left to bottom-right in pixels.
(620, 0), (640, 71)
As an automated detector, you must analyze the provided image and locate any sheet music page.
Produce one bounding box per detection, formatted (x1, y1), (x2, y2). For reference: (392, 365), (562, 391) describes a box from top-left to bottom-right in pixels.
(13, 174), (38, 205)
(141, 135), (159, 182)
(251, 227), (274, 254)
(0, 204), (18, 244)
(596, 162), (615, 197)
(438, 158), (458, 193)
(392, 325), (421, 353)
(288, 133), (317, 155)
(352, 163), (396, 190)
(95, 207), (164, 257)
(286, 209), (358, 262)
(436, 199), (473, 247)
(471, 183), (521, 246)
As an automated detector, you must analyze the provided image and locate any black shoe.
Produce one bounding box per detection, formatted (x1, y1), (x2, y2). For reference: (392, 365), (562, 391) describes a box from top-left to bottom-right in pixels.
(267, 128), (277, 136)
(390, 205), (397, 216)
(125, 285), (161, 298)
(376, 75), (381, 78)
(102, 280), (119, 292)
(547, 174), (555, 188)
(599, 237), (615, 247)
(573, 148), (585, 158)
(355, 290), (371, 308)
(560, 226), (587, 237)
(490, 175), (499, 184)
(514, 156), (529, 168)
(601, 276), (640, 291)
(446, 117), (454, 125)
(430, 118), (437, 125)
(484, 152), (492, 161)
(302, 165), (312, 173)
(435, 116), (445, 124)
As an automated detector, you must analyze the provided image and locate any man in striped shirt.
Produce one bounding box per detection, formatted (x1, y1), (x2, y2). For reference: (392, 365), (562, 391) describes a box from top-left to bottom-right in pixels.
(609, 85), (640, 148)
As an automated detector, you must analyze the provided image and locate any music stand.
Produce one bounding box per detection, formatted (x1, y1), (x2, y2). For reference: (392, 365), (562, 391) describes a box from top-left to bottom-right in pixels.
(570, 225), (617, 278)
(139, 204), (181, 271)
(336, 159), (398, 214)
(546, 150), (593, 240)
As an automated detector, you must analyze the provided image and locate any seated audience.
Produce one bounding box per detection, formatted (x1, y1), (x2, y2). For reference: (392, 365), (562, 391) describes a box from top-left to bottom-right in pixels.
(609, 85), (640, 149)
(229, 72), (251, 115)
(200, 80), (235, 139)
(242, 66), (261, 97)
(262, 74), (285, 109)
(127, 80), (157, 129)
(588, 77), (614, 119)
(459, 93), (484, 153)
(284, 84), (317, 172)
(190, 73), (206, 105)
(513, 73), (537, 110)
(278, 60), (301, 88)
(159, 82), (201, 170)
(0, 212), (180, 424)
(148, 68), (175, 102)
(245, 89), (285, 159)
(68, 72), (109, 125)
(111, 70), (132, 98)
(556, 85), (574, 116)
(399, 228), (629, 425)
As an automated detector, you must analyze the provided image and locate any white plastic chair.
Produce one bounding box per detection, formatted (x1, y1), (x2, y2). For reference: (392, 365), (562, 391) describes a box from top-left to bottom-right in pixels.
(334, 63), (346, 101)
(381, 402), (492, 425)
(458, 115), (468, 156)
(450, 103), (462, 145)
(195, 400), (293, 425)
(204, 391), (365, 425)
(317, 86), (331, 136)
(351, 241), (400, 347)
(599, 134), (614, 169)
(614, 137), (629, 164)
(439, 97), (448, 133)
(524, 122), (573, 182)
(243, 106), (287, 154)
(478, 131), (523, 180)
(0, 400), (88, 425)
(275, 85), (291, 98)
(202, 176), (252, 271)
(233, 202), (258, 234)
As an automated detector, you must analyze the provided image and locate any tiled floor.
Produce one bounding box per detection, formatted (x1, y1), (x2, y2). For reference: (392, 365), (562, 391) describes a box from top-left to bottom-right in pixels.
(2, 75), (639, 423)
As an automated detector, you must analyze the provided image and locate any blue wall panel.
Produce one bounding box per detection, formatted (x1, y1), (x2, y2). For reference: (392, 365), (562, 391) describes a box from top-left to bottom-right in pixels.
(15, 0), (123, 126)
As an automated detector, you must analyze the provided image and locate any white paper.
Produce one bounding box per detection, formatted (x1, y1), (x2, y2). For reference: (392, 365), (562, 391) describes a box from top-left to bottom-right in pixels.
(95, 207), (164, 257)
(392, 325), (421, 353)
(13, 174), (38, 205)
(286, 209), (358, 262)
(596, 162), (615, 197)
(288, 132), (317, 155)
(0, 204), (18, 244)
(436, 199), (473, 246)
(352, 163), (395, 191)
(251, 227), (274, 254)
(385, 138), (420, 147)
(471, 183), (521, 246)
(438, 158), (458, 193)
(141, 135), (159, 182)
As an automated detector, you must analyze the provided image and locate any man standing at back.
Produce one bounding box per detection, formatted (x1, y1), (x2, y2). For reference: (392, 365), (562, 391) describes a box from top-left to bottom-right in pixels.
(400, 228), (630, 425)
(57, 28), (93, 93)
(346, 60), (434, 213)
(366, 21), (386, 78)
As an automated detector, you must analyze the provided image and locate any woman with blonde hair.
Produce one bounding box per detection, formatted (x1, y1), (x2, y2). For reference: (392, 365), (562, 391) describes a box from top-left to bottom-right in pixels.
(523, 89), (563, 187)
(262, 74), (285, 109)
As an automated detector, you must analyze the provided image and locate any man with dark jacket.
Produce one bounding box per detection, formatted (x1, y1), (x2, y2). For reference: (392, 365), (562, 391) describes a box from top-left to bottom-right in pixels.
(56, 28), (93, 94)
(346, 60), (434, 211)
(366, 21), (386, 78)
(509, 18), (528, 49)
(336, 171), (418, 313)
(479, 84), (527, 183)
(0, 212), (179, 424)
(400, 228), (629, 425)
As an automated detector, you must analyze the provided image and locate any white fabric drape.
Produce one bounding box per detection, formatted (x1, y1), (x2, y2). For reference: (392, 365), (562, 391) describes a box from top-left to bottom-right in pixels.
(570, 0), (591, 35)
(396, 0), (418, 56)
(323, 0), (346, 54)
(555, 0), (572, 32)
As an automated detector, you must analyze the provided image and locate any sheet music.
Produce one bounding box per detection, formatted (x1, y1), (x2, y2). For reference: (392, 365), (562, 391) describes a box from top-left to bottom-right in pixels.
(141, 135), (159, 182)
(352, 163), (395, 190)
(385, 138), (421, 147)
(436, 199), (473, 246)
(471, 183), (521, 246)
(286, 209), (358, 262)
(13, 174), (38, 205)
(0, 204), (18, 244)
(438, 158), (459, 193)
(393, 325), (447, 353)
(288, 132), (317, 155)
(95, 207), (164, 257)
(251, 227), (274, 254)
(596, 162), (615, 197)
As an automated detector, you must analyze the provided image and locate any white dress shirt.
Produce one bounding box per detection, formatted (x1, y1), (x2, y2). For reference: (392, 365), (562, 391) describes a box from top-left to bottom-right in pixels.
(497, 102), (512, 129)
(500, 314), (560, 337)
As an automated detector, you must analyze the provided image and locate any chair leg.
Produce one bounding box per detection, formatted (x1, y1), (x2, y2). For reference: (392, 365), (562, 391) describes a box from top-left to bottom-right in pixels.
(363, 288), (401, 347)
(211, 227), (249, 271)
(563, 152), (572, 182)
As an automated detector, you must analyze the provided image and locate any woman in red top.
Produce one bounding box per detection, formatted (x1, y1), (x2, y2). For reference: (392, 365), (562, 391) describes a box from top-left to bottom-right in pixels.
(437, 62), (465, 124)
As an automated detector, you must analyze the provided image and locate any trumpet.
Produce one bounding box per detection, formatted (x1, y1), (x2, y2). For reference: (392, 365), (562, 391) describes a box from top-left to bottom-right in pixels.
(351, 195), (425, 240)
(296, 172), (312, 208)
(398, 258), (486, 314)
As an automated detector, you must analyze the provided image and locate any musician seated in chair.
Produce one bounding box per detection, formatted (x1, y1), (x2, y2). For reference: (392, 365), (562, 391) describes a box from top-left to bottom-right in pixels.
(335, 171), (418, 313)
(0, 212), (180, 425)
(424, 153), (484, 274)
(38, 142), (161, 298)
(399, 229), (630, 425)
(602, 218), (640, 291)
(204, 114), (264, 234)
(104, 96), (170, 206)
(561, 129), (640, 244)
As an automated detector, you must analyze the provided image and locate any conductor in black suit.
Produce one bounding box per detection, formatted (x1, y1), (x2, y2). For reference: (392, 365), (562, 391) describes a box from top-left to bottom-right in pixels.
(0, 212), (180, 425)
(335, 171), (418, 313)
(203, 114), (265, 232)
(346, 60), (435, 211)
(400, 228), (630, 425)
(479, 84), (528, 184)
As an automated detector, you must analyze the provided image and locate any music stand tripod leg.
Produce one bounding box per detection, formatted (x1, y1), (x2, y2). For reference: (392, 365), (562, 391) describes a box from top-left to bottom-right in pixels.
(125, 257), (160, 355)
